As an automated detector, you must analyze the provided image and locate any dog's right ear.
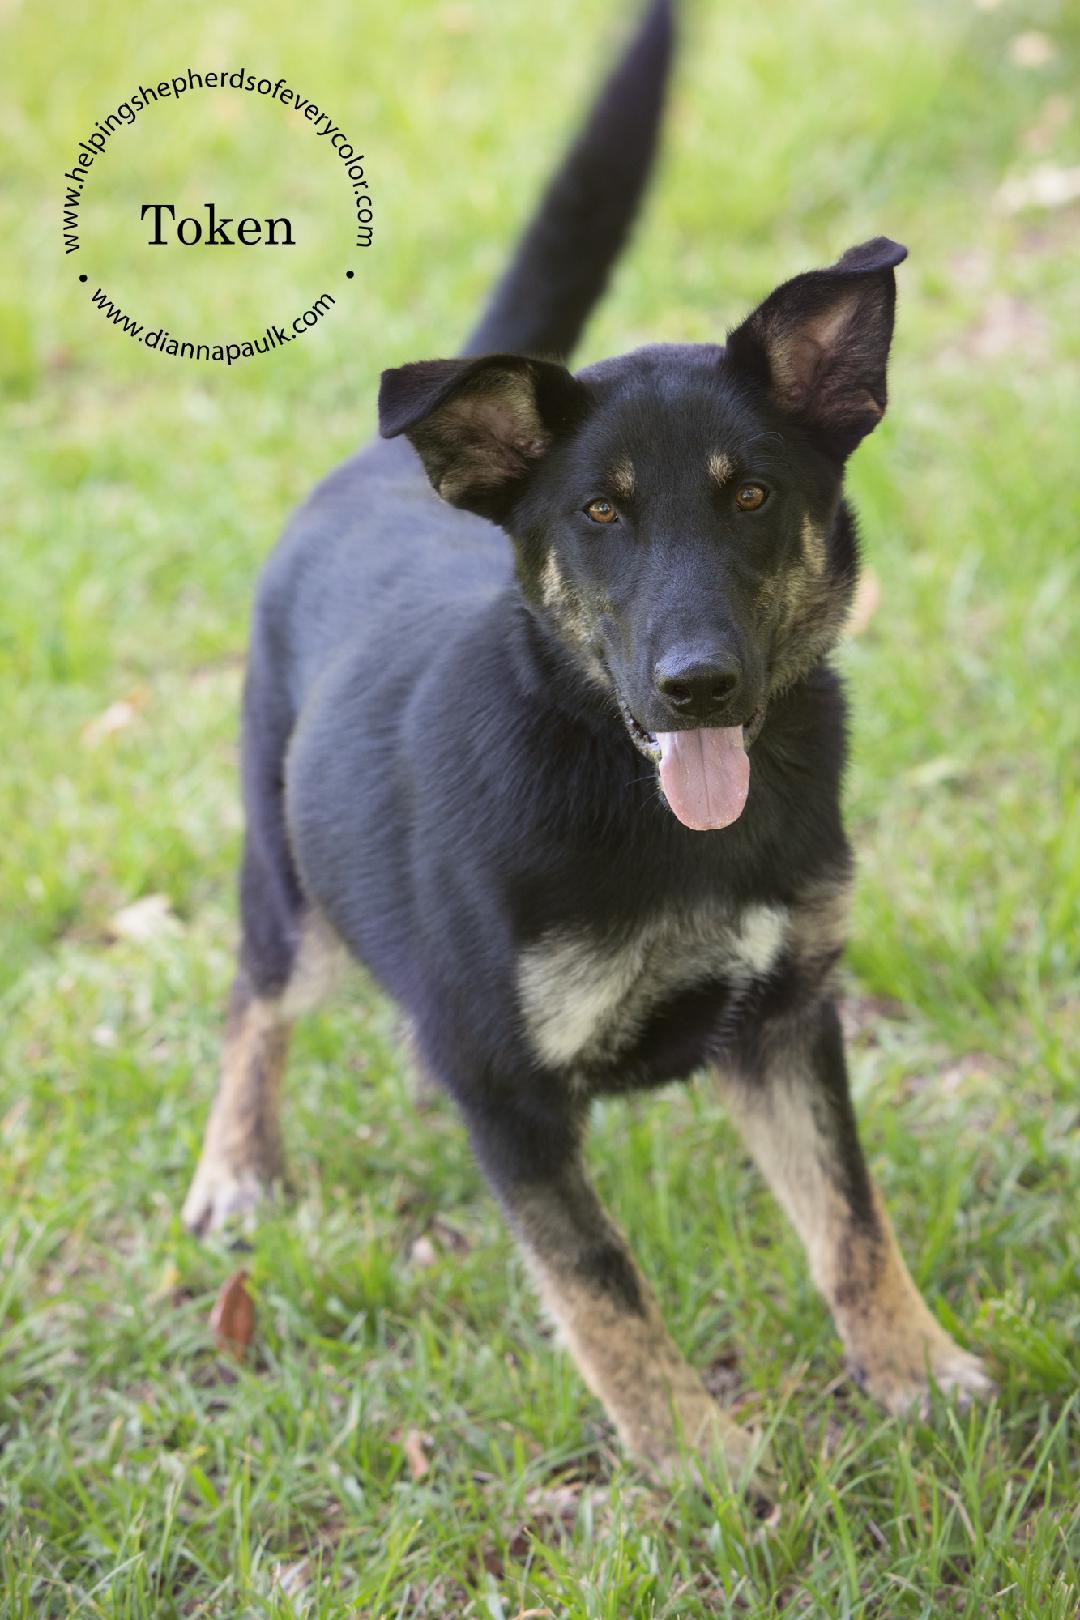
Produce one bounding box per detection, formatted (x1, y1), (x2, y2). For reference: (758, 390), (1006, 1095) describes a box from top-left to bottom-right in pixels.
(378, 354), (587, 521)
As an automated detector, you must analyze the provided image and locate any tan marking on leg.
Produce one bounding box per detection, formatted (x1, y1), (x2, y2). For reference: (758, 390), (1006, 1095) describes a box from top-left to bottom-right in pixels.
(609, 456), (635, 500)
(718, 1069), (992, 1413)
(182, 979), (291, 1237)
(279, 908), (349, 1019)
(707, 450), (734, 486)
(788, 878), (851, 977)
(510, 1185), (769, 1491)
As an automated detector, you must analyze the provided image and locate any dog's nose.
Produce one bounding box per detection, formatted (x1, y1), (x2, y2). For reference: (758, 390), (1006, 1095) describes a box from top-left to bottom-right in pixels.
(654, 650), (742, 720)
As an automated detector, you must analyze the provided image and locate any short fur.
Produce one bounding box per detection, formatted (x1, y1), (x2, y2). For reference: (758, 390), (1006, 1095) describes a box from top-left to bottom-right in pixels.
(183, 0), (991, 1491)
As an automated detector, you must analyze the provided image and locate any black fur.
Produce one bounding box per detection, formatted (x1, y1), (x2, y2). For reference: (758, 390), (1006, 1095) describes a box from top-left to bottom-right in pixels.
(234, 0), (903, 1340)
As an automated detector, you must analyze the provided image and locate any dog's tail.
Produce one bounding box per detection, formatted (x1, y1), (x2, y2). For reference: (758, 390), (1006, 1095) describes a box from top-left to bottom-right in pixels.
(461, 0), (674, 362)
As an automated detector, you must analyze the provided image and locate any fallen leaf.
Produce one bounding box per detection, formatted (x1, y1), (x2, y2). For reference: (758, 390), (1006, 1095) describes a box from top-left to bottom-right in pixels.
(1023, 93), (1072, 155)
(107, 894), (181, 944)
(151, 1261), (180, 1302)
(996, 162), (1080, 213)
(431, 1215), (470, 1254)
(1, 1097), (29, 1140)
(963, 294), (1048, 361)
(439, 4), (475, 32)
(81, 700), (137, 746)
(403, 1427), (431, 1480)
(209, 1270), (255, 1360)
(1008, 31), (1055, 69)
(409, 1234), (438, 1269)
(273, 1557), (313, 1599)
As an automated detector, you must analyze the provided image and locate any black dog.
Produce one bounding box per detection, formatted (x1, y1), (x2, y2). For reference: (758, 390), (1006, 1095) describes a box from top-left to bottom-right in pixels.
(183, 0), (991, 1490)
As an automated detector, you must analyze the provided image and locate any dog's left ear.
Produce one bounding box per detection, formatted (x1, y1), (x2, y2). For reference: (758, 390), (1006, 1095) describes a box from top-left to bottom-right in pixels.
(378, 354), (587, 521)
(725, 237), (908, 460)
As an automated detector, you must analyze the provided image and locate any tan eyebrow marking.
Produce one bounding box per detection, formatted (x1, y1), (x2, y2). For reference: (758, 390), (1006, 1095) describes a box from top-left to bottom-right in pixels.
(707, 451), (735, 485)
(609, 457), (635, 499)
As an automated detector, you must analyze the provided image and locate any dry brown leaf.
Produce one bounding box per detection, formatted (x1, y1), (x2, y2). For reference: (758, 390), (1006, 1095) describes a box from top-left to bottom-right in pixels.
(81, 690), (148, 747)
(431, 1216), (470, 1254)
(439, 5), (475, 33)
(403, 1427), (431, 1480)
(107, 894), (180, 944)
(151, 1261), (180, 1303)
(963, 294), (1048, 361)
(1008, 31), (1055, 69)
(209, 1269), (255, 1360)
(1023, 94), (1072, 156)
(409, 1234), (438, 1269)
(996, 162), (1080, 213)
(273, 1557), (313, 1599)
(1, 1097), (29, 1140)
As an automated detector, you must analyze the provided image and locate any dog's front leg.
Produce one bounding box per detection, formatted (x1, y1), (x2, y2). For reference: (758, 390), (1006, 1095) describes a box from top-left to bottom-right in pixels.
(463, 1093), (768, 1493)
(719, 999), (993, 1414)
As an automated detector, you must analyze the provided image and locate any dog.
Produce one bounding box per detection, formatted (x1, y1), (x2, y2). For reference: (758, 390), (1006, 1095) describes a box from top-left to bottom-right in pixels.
(182, 0), (992, 1493)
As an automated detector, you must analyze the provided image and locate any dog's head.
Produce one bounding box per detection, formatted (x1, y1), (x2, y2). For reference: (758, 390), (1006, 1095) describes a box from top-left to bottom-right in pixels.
(379, 238), (905, 830)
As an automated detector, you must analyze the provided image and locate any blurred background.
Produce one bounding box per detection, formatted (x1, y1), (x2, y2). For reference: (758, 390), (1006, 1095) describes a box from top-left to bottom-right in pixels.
(3, 1), (1078, 1615)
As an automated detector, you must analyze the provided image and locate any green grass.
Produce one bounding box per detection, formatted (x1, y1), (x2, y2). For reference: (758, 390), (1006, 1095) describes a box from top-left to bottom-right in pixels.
(3, 0), (1079, 1613)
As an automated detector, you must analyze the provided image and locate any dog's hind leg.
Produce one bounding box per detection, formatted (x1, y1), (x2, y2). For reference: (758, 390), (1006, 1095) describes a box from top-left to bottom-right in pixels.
(463, 1092), (771, 1495)
(182, 659), (344, 1237)
(718, 998), (993, 1415)
(181, 958), (292, 1238)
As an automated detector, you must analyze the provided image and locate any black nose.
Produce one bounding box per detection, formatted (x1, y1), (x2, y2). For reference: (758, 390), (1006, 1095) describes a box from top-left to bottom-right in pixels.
(654, 650), (742, 720)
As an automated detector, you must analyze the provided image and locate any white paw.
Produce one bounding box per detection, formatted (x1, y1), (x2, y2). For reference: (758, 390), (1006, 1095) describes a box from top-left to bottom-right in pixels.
(859, 1343), (995, 1417)
(181, 1157), (278, 1238)
(928, 1347), (996, 1408)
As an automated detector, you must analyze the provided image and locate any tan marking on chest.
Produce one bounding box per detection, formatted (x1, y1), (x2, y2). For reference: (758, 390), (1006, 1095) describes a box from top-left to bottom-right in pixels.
(518, 904), (788, 1069)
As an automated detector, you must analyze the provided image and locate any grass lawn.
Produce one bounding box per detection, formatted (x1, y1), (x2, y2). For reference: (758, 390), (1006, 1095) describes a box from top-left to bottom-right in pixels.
(3, 0), (1079, 1613)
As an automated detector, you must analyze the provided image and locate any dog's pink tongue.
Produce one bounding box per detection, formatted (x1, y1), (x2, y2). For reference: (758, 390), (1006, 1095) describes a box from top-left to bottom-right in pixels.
(656, 727), (749, 831)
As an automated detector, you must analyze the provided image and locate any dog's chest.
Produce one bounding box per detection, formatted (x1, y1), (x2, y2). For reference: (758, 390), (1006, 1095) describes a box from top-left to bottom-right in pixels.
(517, 904), (787, 1071)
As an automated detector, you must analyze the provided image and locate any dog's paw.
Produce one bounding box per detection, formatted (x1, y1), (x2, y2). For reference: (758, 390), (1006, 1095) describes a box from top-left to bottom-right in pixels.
(644, 1397), (776, 1505)
(852, 1337), (995, 1418)
(699, 1419), (777, 1509)
(181, 1157), (280, 1238)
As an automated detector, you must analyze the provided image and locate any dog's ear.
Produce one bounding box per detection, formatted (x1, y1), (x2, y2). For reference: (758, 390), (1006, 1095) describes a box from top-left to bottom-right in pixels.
(725, 237), (908, 460)
(378, 354), (587, 520)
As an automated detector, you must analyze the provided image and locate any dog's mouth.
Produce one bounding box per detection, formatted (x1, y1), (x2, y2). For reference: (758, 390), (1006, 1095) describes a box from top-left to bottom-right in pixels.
(617, 692), (765, 832)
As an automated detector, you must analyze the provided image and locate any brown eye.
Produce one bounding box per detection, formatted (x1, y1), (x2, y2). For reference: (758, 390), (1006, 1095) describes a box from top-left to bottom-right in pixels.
(735, 484), (768, 512)
(584, 498), (619, 525)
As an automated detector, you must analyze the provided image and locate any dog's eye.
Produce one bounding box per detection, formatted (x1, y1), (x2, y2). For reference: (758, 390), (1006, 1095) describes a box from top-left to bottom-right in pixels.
(583, 498), (619, 525)
(735, 484), (768, 512)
